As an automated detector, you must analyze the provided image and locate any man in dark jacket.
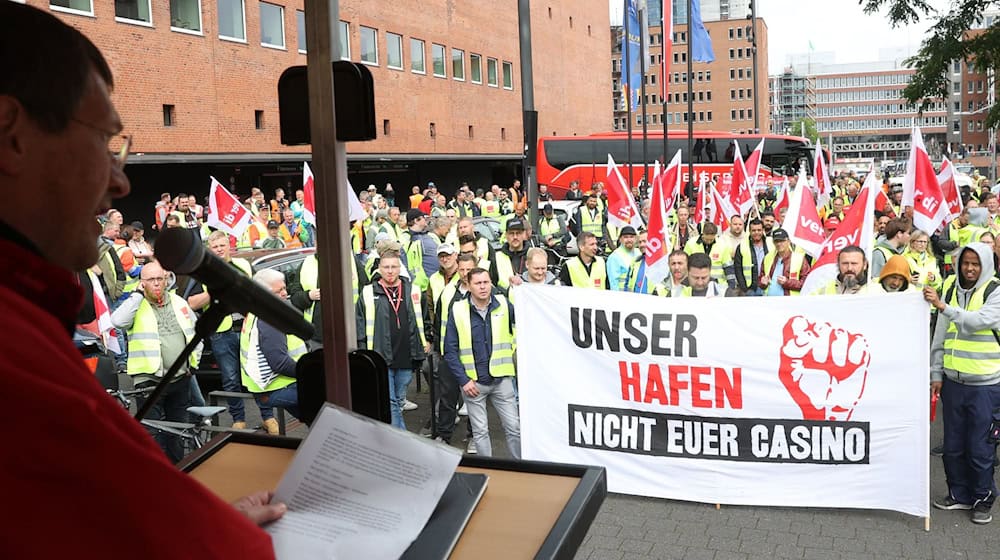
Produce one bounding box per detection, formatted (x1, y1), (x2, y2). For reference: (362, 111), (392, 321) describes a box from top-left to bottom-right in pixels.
(356, 252), (428, 429)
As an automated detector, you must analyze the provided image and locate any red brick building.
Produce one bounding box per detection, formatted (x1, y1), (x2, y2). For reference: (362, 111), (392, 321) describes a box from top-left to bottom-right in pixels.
(29, 0), (611, 214)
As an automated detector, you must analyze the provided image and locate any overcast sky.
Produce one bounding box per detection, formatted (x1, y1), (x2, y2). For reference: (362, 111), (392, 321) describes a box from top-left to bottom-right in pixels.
(609, 0), (942, 74)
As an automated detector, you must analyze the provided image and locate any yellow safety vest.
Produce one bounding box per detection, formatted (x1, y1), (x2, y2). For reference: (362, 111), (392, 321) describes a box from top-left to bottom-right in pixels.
(481, 200), (501, 218)
(684, 238), (732, 284)
(946, 222), (986, 265)
(735, 237), (774, 288)
(761, 250), (807, 295)
(405, 236), (429, 291)
(436, 282), (462, 354)
(114, 243), (141, 294)
(942, 277), (1000, 376)
(300, 254), (360, 323)
(239, 313), (307, 393)
(428, 270), (459, 307)
(494, 251), (516, 290)
(126, 295), (202, 376)
(679, 284), (726, 298)
(539, 216), (563, 239)
(360, 282), (427, 351)
(579, 208), (605, 237)
(452, 295), (516, 381)
(565, 256), (607, 289)
(904, 250), (940, 291)
(210, 257), (253, 333)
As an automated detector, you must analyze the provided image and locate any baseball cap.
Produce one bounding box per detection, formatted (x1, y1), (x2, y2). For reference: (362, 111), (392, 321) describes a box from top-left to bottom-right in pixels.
(543, 202), (554, 213)
(406, 209), (427, 223)
(267, 220), (280, 228)
(506, 218), (526, 231)
(825, 216), (841, 228)
(130, 221), (145, 231)
(436, 243), (457, 256)
(367, 184), (377, 191)
(771, 228), (790, 241)
(427, 181), (436, 188)
(619, 226), (637, 237)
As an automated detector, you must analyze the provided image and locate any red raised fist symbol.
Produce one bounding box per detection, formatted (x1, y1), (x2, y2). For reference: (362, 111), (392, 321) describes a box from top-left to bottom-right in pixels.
(778, 316), (871, 421)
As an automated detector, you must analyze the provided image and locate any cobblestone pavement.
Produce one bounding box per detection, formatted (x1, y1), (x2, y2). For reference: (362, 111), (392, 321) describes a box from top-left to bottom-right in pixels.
(175, 373), (999, 560)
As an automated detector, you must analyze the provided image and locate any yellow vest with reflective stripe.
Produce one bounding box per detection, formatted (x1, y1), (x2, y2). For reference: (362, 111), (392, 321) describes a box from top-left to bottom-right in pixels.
(495, 252), (515, 290)
(361, 282), (427, 351)
(239, 313), (306, 393)
(481, 200), (501, 218)
(566, 256), (606, 289)
(126, 296), (201, 375)
(579, 208), (605, 237)
(942, 276), (1000, 376)
(904, 250), (941, 291)
(212, 258), (253, 333)
(539, 216), (562, 239)
(405, 236), (429, 291)
(437, 282), (462, 354)
(684, 239), (732, 284)
(452, 295), (516, 381)
(761, 250), (806, 295)
(301, 254), (359, 323)
(429, 270), (459, 307)
(736, 236), (774, 287)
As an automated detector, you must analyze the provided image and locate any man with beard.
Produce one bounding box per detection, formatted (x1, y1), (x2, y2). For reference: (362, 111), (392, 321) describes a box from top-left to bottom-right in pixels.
(925, 242), (1000, 524)
(606, 226), (640, 291)
(807, 245), (883, 295)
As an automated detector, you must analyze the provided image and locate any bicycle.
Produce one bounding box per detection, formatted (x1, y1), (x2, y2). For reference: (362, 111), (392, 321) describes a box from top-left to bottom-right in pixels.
(140, 405), (251, 458)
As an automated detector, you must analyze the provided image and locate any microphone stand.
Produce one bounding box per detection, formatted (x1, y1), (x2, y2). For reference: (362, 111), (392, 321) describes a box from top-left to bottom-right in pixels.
(134, 302), (231, 421)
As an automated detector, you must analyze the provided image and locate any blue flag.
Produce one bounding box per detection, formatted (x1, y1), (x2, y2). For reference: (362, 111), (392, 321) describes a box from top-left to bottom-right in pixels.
(621, 0), (643, 111)
(689, 0), (715, 63)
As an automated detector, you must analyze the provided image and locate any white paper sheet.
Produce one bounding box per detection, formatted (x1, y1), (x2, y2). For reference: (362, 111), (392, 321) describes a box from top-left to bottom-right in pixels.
(267, 404), (462, 559)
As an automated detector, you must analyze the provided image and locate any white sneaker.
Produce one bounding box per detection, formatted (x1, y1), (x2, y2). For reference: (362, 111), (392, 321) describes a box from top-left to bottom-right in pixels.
(403, 399), (418, 411)
(466, 440), (478, 454)
(457, 404), (468, 416)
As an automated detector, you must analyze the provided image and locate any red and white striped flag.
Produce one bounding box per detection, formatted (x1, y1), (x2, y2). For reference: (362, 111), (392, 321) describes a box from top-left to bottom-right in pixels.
(206, 176), (253, 238)
(744, 138), (765, 191)
(645, 150), (682, 284)
(781, 172), (825, 258)
(814, 138), (833, 206)
(729, 142), (754, 215)
(773, 176), (790, 216)
(710, 182), (738, 231)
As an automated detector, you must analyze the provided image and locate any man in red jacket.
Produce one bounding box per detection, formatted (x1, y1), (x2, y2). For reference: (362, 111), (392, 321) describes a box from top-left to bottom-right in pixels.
(0, 4), (284, 558)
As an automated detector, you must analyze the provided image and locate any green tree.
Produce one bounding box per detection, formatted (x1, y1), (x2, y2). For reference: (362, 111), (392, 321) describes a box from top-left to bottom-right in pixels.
(862, 0), (1000, 126)
(787, 117), (819, 143)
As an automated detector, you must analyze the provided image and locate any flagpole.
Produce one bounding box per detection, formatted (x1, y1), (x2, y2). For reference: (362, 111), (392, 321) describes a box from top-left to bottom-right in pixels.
(661, 4), (670, 210)
(624, 1), (635, 193)
(686, 0), (695, 202)
(640, 3), (649, 189)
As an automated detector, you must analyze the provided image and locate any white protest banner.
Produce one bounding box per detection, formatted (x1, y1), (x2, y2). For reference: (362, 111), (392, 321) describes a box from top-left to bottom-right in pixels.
(515, 285), (929, 517)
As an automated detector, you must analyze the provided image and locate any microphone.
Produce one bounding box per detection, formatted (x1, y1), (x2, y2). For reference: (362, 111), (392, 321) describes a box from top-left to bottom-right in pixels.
(155, 228), (315, 340)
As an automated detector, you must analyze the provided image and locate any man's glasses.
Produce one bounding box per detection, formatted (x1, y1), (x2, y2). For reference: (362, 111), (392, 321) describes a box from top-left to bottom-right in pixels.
(141, 276), (166, 284)
(71, 118), (132, 169)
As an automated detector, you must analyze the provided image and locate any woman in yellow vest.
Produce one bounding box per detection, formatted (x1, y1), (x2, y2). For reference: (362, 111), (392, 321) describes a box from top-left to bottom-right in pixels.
(239, 269), (307, 421)
(903, 230), (941, 291)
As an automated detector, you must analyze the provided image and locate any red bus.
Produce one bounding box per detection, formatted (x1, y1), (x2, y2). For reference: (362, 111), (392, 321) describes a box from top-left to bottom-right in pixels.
(536, 131), (824, 197)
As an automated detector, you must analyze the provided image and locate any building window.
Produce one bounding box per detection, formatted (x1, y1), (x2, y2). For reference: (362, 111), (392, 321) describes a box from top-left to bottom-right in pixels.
(969, 120), (975, 132)
(729, 48), (735, 59)
(747, 89), (752, 98)
(163, 105), (175, 127)
(968, 80), (974, 93)
(487, 57), (499, 87)
(707, 91), (712, 101)
(410, 38), (425, 74)
(468, 125), (474, 139)
(731, 109), (737, 120)
(739, 109), (745, 120)
(730, 69), (736, 80)
(501, 127), (507, 140)
(386, 33), (403, 70)
(452, 48), (465, 81)
(953, 120), (960, 132)
(255, 110), (264, 130)
(470, 53), (482, 84)
(730, 89), (735, 100)
(50, 0), (93, 16)
(430, 122), (436, 138)
(170, 0), (202, 33)
(259, 2), (284, 49)
(953, 60), (961, 74)
(116, 0), (152, 24)
(333, 21), (350, 59)
(360, 26), (377, 65)
(383, 119), (390, 136)
(502, 61), (513, 89)
(707, 111), (712, 122)
(729, 28), (734, 39)
(432, 43), (446, 77)
(296, 10), (306, 52)
(218, 0), (246, 41)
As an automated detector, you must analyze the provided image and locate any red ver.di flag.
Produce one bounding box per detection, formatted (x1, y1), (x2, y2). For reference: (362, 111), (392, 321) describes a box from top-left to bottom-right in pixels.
(645, 150), (682, 284)
(902, 127), (947, 234)
(605, 154), (645, 230)
(206, 176), (253, 237)
(781, 172), (825, 258)
(937, 157), (963, 222)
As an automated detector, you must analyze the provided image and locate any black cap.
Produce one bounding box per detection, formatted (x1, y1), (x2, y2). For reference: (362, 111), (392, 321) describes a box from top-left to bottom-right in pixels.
(406, 209), (426, 224)
(130, 221), (145, 230)
(619, 226), (637, 236)
(267, 220), (280, 228)
(771, 228), (790, 241)
(506, 218), (526, 231)
(543, 202), (554, 213)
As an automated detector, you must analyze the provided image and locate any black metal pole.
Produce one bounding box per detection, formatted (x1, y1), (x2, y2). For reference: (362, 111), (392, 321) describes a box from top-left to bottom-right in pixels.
(686, 0), (694, 199)
(624, 7), (634, 192)
(639, 5), (649, 188)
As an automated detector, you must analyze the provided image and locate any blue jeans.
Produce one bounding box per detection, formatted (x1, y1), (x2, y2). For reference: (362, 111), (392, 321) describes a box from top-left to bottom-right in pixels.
(254, 383), (300, 419)
(388, 368), (413, 430)
(209, 330), (246, 421)
(941, 378), (1000, 507)
(744, 287), (764, 297)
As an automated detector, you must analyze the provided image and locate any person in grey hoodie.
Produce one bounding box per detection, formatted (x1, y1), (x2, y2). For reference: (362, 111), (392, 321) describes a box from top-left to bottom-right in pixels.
(925, 241), (1000, 524)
